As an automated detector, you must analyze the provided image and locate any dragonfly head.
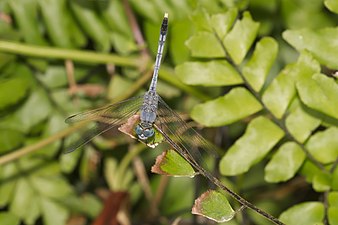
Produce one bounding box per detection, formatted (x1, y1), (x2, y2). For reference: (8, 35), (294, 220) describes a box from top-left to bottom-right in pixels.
(135, 123), (155, 140)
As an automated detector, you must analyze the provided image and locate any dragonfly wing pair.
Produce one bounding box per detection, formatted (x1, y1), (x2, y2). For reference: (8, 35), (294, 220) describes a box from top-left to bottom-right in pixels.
(64, 95), (144, 153)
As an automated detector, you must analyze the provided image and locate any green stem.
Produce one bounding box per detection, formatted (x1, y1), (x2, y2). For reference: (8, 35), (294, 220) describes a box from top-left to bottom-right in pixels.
(0, 40), (141, 67)
(118, 143), (146, 187)
(0, 121), (88, 165)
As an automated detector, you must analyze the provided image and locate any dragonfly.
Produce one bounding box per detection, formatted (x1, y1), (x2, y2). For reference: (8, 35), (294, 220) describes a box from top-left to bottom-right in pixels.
(65, 13), (285, 225)
(65, 13), (217, 171)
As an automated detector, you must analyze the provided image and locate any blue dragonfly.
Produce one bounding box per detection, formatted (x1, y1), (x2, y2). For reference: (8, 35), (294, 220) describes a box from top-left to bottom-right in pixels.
(65, 13), (217, 168)
(65, 13), (285, 225)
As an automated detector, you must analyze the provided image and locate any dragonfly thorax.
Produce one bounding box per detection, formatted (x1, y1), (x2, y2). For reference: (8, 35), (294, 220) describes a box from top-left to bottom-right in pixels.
(135, 122), (155, 140)
(140, 91), (158, 124)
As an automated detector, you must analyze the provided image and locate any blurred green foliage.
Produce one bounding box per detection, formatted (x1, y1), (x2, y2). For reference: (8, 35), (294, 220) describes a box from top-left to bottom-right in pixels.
(0, 0), (338, 224)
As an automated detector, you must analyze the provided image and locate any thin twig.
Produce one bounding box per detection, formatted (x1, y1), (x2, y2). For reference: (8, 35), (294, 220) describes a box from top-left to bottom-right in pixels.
(0, 40), (141, 67)
(0, 121), (88, 165)
(65, 59), (78, 95)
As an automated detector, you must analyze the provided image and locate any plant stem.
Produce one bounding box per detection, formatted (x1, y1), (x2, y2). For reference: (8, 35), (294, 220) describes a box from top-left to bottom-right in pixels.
(0, 121), (88, 165)
(0, 40), (141, 67)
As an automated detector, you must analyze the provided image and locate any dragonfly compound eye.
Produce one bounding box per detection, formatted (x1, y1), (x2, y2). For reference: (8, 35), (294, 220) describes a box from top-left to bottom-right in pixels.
(143, 128), (155, 138)
(135, 125), (154, 140)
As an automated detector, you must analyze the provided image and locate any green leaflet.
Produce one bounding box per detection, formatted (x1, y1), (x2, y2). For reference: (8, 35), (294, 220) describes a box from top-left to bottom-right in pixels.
(220, 116), (284, 176)
(296, 73), (338, 120)
(192, 190), (235, 223)
(325, 0), (338, 13)
(69, 0), (110, 51)
(279, 202), (325, 225)
(40, 198), (69, 225)
(0, 212), (19, 225)
(0, 66), (32, 110)
(313, 172), (332, 192)
(185, 32), (224, 58)
(328, 192), (338, 224)
(283, 27), (338, 69)
(243, 37), (278, 92)
(210, 9), (238, 39)
(176, 61), (242, 87)
(0, 129), (24, 154)
(262, 51), (320, 118)
(265, 142), (305, 183)
(306, 127), (338, 164)
(170, 20), (194, 65)
(151, 149), (196, 177)
(223, 12), (260, 64)
(191, 87), (262, 127)
(10, 178), (40, 224)
(285, 101), (321, 143)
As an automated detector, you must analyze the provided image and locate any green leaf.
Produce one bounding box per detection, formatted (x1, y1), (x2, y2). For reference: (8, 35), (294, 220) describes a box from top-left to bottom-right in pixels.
(192, 190), (235, 223)
(285, 101), (321, 143)
(31, 176), (73, 198)
(313, 172), (332, 192)
(38, 65), (87, 89)
(327, 192), (338, 224)
(37, 0), (74, 48)
(0, 129), (24, 153)
(186, 32), (224, 58)
(176, 61), (242, 87)
(0, 74), (31, 110)
(220, 116), (284, 176)
(70, 0), (110, 51)
(98, 0), (132, 37)
(170, 19), (194, 65)
(328, 192), (338, 207)
(0, 163), (17, 206)
(325, 0), (338, 13)
(0, 212), (19, 225)
(191, 87), (262, 127)
(328, 207), (338, 225)
(279, 202), (324, 225)
(151, 149), (196, 177)
(41, 198), (69, 225)
(265, 142), (305, 183)
(306, 127), (338, 164)
(296, 73), (338, 119)
(153, 176), (194, 216)
(5, 87), (52, 132)
(191, 8), (212, 32)
(332, 168), (338, 191)
(243, 37), (278, 92)
(223, 12), (260, 64)
(56, 194), (102, 218)
(283, 28), (338, 69)
(8, 0), (48, 45)
(210, 9), (238, 39)
(300, 160), (322, 183)
(10, 178), (40, 224)
(110, 33), (138, 55)
(108, 74), (134, 100)
(262, 51), (320, 118)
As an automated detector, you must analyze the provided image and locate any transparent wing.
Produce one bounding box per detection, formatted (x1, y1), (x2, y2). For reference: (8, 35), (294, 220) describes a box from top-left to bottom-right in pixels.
(156, 96), (219, 167)
(64, 95), (144, 153)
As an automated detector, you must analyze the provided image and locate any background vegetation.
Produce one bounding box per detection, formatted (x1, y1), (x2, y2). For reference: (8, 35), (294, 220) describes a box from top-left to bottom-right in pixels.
(0, 0), (338, 224)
